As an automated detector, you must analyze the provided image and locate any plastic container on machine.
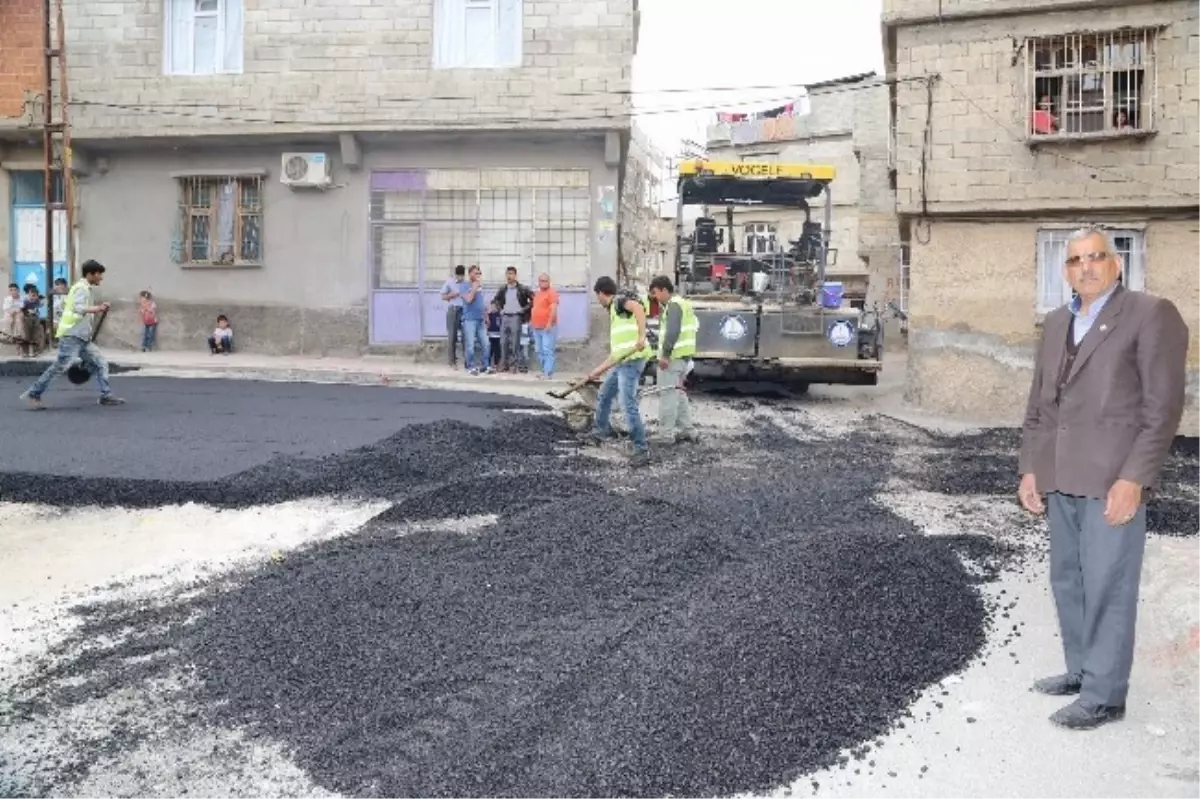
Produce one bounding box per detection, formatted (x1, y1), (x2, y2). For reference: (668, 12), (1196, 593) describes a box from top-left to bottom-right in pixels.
(821, 281), (844, 309)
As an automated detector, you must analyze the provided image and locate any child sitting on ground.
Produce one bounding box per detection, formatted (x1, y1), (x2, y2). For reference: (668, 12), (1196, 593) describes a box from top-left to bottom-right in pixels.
(208, 314), (233, 354)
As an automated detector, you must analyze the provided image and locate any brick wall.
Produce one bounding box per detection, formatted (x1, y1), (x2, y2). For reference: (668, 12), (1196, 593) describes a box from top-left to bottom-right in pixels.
(62, 0), (633, 138)
(888, 0), (1199, 214)
(0, 0), (44, 120)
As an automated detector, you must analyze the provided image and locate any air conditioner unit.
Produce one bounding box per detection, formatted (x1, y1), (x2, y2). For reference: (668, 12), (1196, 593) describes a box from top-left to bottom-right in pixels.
(280, 152), (331, 188)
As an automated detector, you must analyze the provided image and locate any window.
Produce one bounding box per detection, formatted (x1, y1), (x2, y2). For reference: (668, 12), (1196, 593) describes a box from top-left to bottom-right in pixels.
(369, 170), (591, 290)
(176, 176), (263, 265)
(433, 0), (522, 69)
(1026, 30), (1154, 138)
(164, 0), (244, 76)
(743, 222), (777, 255)
(1035, 228), (1144, 313)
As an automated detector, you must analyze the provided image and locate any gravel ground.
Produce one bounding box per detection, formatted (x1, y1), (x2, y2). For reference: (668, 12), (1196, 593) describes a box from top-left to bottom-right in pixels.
(1, 380), (1196, 798)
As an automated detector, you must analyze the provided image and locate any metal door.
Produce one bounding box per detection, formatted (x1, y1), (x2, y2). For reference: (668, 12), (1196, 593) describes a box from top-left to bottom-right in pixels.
(10, 171), (67, 291)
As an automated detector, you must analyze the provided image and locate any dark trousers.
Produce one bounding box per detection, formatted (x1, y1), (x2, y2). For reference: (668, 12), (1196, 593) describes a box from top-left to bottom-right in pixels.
(500, 314), (523, 369)
(446, 305), (463, 365)
(489, 335), (501, 365)
(209, 335), (234, 354)
(1047, 492), (1147, 707)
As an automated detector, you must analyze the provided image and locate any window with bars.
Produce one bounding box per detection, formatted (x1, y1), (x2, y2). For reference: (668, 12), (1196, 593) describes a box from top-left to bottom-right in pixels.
(1026, 29), (1155, 138)
(1035, 228), (1144, 313)
(176, 176), (263, 265)
(370, 183), (590, 290)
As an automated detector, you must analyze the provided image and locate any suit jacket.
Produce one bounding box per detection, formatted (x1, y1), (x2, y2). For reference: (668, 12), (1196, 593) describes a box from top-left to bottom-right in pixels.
(1018, 286), (1190, 500)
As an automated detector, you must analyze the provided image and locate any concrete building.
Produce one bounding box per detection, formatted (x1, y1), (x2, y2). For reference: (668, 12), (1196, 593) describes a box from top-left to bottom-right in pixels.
(703, 73), (902, 317)
(884, 0), (1199, 433)
(0, 0), (637, 356)
(620, 123), (673, 288)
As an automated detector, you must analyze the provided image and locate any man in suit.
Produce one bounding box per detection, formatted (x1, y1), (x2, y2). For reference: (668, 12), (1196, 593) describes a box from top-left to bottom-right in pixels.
(1018, 225), (1189, 730)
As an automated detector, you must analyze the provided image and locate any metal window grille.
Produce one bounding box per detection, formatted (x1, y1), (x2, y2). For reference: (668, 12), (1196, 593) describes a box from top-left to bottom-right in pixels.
(899, 244), (910, 318)
(1035, 227), (1145, 313)
(1025, 29), (1155, 138)
(176, 176), (263, 265)
(370, 176), (590, 289)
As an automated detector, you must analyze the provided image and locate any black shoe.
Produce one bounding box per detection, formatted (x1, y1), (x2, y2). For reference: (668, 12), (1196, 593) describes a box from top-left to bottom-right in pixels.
(1031, 674), (1083, 696)
(98, 395), (126, 406)
(1049, 699), (1125, 730)
(629, 451), (651, 468)
(585, 431), (614, 446)
(677, 432), (701, 444)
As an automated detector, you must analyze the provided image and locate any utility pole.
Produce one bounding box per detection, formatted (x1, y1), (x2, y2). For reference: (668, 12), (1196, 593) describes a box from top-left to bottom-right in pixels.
(42, 0), (74, 325)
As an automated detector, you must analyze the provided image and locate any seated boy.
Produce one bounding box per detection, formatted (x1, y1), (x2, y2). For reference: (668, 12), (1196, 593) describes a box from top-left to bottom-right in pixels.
(20, 284), (44, 358)
(208, 314), (234, 354)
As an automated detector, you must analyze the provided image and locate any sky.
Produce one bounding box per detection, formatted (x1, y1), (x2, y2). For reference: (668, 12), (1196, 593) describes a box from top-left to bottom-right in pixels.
(631, 0), (886, 160)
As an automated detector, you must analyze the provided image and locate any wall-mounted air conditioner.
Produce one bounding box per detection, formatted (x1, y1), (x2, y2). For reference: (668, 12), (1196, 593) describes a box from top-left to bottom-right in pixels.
(280, 152), (331, 188)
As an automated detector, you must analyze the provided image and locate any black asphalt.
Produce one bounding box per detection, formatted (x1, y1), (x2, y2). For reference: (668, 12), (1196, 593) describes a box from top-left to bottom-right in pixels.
(0, 373), (545, 485)
(2, 378), (1196, 798)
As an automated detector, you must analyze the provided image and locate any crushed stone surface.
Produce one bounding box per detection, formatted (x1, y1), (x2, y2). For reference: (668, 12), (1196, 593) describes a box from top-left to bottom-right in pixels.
(1, 381), (1196, 798)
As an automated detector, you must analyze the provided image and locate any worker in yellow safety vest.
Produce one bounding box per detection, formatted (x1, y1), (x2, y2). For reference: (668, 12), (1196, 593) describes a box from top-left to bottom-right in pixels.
(648, 275), (700, 445)
(21, 259), (125, 409)
(584, 275), (654, 467)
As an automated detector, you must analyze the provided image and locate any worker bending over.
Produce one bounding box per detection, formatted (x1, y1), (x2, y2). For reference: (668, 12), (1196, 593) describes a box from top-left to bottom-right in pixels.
(585, 275), (653, 468)
(648, 275), (699, 445)
(21, 259), (125, 409)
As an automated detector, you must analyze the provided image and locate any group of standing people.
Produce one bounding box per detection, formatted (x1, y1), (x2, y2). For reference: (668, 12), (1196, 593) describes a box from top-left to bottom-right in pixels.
(441, 265), (560, 377)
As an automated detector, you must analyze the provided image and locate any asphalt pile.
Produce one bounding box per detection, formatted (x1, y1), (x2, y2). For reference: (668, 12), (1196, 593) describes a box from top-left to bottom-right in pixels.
(0, 412), (574, 510)
(917, 426), (1198, 537)
(7, 409), (993, 798)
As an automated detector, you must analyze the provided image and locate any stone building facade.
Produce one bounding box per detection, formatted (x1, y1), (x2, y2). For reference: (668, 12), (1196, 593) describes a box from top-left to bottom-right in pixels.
(884, 0), (1199, 433)
(0, 0), (637, 356)
(703, 73), (903, 327)
(619, 123), (673, 288)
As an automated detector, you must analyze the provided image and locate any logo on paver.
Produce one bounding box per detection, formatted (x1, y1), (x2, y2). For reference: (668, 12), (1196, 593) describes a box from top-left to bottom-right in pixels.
(718, 315), (748, 341)
(827, 320), (855, 348)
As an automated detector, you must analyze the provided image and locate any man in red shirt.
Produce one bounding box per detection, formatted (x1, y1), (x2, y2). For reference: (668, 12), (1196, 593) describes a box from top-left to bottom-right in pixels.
(530, 272), (560, 378)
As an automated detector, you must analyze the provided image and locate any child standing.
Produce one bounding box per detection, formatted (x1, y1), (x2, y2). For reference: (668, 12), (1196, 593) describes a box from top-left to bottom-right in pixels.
(139, 290), (158, 351)
(486, 304), (502, 368)
(208, 314), (234, 354)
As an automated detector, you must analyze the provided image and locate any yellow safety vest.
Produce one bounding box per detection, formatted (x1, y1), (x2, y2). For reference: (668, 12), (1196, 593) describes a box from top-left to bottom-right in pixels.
(55, 279), (91, 339)
(609, 296), (655, 361)
(659, 295), (699, 359)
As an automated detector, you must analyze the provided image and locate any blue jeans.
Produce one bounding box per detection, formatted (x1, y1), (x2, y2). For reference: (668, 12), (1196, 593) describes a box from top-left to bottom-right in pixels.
(27, 335), (113, 399)
(533, 326), (557, 375)
(462, 318), (491, 371)
(593, 360), (648, 453)
(142, 323), (157, 350)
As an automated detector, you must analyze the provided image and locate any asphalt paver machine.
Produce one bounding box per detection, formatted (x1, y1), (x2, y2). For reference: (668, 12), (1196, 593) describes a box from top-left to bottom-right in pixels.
(667, 159), (884, 392)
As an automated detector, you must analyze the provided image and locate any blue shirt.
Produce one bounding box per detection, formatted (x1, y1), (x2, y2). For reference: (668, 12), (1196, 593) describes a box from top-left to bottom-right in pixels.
(462, 283), (487, 322)
(442, 278), (470, 308)
(1069, 283), (1118, 345)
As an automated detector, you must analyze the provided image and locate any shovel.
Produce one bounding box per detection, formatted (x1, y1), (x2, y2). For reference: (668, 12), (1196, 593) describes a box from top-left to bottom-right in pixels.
(546, 348), (648, 401)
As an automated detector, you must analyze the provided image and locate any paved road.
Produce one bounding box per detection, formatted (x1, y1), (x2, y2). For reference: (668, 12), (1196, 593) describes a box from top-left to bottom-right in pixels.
(0, 375), (545, 481)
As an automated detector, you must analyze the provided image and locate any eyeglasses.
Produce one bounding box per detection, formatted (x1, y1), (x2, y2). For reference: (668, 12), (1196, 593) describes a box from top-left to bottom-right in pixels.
(1064, 251), (1111, 267)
